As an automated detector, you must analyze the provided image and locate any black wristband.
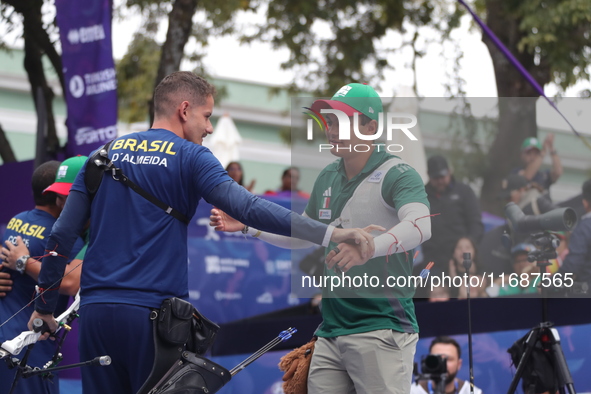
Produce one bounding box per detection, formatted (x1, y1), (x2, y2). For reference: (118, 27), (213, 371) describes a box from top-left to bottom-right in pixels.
(34, 307), (54, 316)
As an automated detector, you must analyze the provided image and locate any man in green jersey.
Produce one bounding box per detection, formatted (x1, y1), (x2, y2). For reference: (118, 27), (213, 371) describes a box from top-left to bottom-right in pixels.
(210, 83), (431, 393)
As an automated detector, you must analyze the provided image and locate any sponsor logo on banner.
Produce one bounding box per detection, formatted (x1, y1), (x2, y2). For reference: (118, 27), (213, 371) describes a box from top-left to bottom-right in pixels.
(214, 291), (242, 301)
(67, 24), (106, 45)
(84, 68), (117, 95)
(256, 292), (273, 304)
(75, 125), (117, 146)
(264, 259), (291, 275)
(68, 68), (117, 100)
(69, 75), (85, 98)
(205, 255), (249, 274)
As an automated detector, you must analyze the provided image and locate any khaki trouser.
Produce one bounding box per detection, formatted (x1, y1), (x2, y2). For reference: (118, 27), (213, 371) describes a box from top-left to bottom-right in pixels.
(308, 329), (418, 394)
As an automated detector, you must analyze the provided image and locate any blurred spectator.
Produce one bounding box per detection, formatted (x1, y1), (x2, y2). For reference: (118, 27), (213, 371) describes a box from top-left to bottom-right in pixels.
(557, 179), (591, 289)
(486, 243), (538, 297)
(548, 232), (569, 273)
(479, 174), (559, 278)
(429, 237), (485, 301)
(418, 155), (483, 280)
(225, 161), (255, 192)
(264, 166), (310, 198)
(513, 135), (562, 200)
(500, 173), (556, 215)
(448, 238), (478, 278)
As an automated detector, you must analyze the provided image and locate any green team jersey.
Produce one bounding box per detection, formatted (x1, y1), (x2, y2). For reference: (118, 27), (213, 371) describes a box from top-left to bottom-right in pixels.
(74, 229), (90, 260)
(304, 148), (429, 337)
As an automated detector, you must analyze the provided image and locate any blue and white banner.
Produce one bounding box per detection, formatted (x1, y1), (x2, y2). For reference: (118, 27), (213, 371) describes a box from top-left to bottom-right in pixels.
(188, 197), (316, 323)
(56, 0), (117, 157)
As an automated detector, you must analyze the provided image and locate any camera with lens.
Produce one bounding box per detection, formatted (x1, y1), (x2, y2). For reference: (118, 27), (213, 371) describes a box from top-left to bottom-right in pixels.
(504, 203), (577, 262)
(505, 203), (577, 235)
(421, 354), (447, 375)
(413, 354), (448, 394)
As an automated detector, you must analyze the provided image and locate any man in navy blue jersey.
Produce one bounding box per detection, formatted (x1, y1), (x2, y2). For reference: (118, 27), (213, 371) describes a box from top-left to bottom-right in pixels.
(1, 157), (87, 394)
(27, 72), (374, 394)
(0, 161), (61, 394)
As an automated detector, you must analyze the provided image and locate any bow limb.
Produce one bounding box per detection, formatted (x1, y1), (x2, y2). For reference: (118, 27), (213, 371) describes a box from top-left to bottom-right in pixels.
(0, 290), (80, 358)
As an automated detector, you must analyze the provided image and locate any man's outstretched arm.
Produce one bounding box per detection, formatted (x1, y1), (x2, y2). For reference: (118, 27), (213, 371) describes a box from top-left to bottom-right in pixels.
(207, 181), (375, 257)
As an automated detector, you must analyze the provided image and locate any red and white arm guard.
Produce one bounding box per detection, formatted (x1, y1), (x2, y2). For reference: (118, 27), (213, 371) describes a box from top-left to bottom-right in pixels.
(372, 202), (432, 258)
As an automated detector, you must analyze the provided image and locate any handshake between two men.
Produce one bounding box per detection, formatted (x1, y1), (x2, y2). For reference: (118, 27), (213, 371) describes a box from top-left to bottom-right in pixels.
(209, 208), (386, 273)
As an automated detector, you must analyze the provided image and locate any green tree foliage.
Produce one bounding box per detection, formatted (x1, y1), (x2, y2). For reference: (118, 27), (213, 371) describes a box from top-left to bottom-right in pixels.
(246, 0), (442, 96)
(116, 33), (161, 123)
(518, 0), (591, 90)
(118, 0), (249, 122)
(248, 0), (589, 214)
(476, 0), (591, 214)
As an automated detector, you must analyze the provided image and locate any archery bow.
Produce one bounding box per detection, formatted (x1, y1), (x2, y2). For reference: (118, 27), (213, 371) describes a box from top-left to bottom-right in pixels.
(0, 290), (110, 394)
(1, 290), (79, 357)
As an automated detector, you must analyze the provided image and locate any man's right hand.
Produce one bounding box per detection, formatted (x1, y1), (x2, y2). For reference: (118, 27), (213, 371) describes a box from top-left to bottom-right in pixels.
(0, 270), (13, 297)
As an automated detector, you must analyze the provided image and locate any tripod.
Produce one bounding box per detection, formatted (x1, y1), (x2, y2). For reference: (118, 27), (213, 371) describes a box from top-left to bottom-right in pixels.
(506, 233), (576, 394)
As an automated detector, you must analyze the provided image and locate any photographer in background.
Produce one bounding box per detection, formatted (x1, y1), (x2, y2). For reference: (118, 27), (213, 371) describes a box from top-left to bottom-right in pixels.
(411, 336), (483, 394)
(556, 179), (591, 290)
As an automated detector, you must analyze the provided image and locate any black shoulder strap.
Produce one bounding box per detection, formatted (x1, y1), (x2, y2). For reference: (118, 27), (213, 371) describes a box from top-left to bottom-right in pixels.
(85, 140), (114, 197)
(84, 141), (190, 225)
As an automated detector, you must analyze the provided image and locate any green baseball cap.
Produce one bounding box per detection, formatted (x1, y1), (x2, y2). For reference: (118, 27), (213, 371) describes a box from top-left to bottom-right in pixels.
(43, 155), (88, 196)
(521, 137), (542, 152)
(311, 83), (383, 122)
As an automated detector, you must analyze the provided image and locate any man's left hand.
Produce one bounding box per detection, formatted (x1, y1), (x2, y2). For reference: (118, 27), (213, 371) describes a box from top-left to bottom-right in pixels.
(327, 225), (385, 272)
(330, 227), (379, 260)
(325, 243), (368, 273)
(27, 311), (58, 341)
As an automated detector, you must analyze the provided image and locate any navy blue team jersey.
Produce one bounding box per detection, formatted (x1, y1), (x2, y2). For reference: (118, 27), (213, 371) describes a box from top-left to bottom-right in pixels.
(0, 209), (56, 344)
(70, 129), (233, 309)
(0, 209), (60, 394)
